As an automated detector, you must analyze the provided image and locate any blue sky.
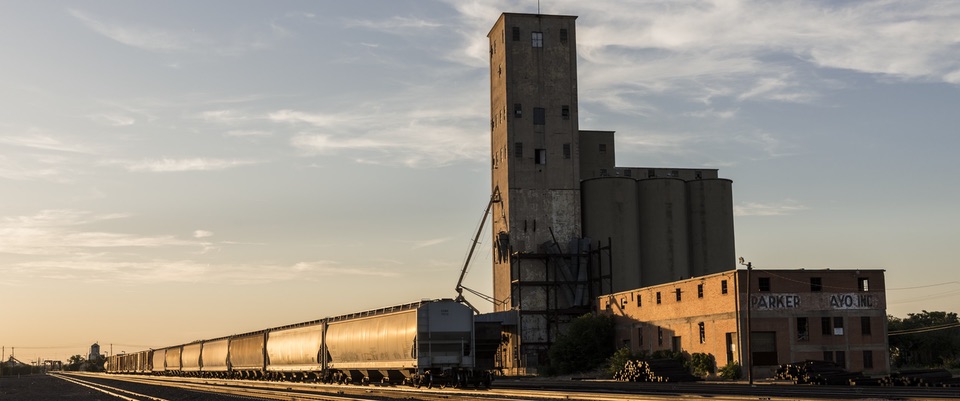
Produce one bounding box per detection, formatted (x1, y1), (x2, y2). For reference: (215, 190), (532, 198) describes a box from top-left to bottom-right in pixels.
(1, 0), (958, 363)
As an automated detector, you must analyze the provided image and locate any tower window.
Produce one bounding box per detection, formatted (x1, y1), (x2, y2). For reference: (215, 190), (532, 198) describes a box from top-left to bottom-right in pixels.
(531, 31), (543, 48)
(514, 142), (523, 158)
(514, 103), (522, 118)
(810, 277), (822, 292)
(697, 283), (704, 298)
(624, 169), (632, 177)
(599, 143), (607, 153)
(721, 279), (728, 294)
(560, 28), (568, 43)
(533, 107), (545, 125)
(535, 149), (546, 165)
(699, 322), (706, 344)
(563, 143), (570, 159)
(758, 277), (771, 292)
(512, 27), (520, 41)
(858, 277), (870, 291)
(656, 292), (661, 304)
(675, 288), (682, 301)
(561, 105), (570, 120)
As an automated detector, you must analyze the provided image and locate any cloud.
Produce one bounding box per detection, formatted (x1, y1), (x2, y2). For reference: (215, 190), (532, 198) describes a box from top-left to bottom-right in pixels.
(193, 230), (213, 238)
(407, 237), (452, 250)
(119, 158), (259, 172)
(735, 200), (808, 217)
(0, 210), (190, 255)
(67, 8), (292, 55)
(343, 16), (444, 33)
(68, 9), (191, 52)
(6, 258), (399, 285)
(449, 0), (960, 112)
(0, 130), (94, 154)
(276, 100), (487, 167)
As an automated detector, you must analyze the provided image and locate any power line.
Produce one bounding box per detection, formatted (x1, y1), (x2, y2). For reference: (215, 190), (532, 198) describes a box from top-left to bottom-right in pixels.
(888, 322), (960, 336)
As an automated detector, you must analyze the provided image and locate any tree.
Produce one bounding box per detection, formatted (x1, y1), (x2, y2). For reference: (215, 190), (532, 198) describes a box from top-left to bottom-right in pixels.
(888, 310), (960, 368)
(65, 355), (85, 371)
(547, 314), (616, 375)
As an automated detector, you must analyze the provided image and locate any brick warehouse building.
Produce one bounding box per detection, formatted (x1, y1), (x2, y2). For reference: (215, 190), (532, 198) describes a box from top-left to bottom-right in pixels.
(598, 269), (889, 377)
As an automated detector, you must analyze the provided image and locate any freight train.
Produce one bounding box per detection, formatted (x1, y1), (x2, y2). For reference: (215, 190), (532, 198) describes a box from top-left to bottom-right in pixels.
(104, 299), (496, 388)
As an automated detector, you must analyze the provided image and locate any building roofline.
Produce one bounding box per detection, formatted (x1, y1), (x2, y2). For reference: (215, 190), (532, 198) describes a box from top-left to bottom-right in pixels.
(488, 12), (578, 38)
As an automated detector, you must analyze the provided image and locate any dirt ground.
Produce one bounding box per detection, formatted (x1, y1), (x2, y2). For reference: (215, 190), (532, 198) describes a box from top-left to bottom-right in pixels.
(0, 374), (109, 401)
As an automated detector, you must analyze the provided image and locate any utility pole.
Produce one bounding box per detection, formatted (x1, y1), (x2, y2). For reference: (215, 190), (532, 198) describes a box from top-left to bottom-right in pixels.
(739, 257), (753, 385)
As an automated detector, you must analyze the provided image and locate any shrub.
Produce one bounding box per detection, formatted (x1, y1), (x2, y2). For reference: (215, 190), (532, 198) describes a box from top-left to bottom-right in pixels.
(689, 353), (716, 377)
(717, 361), (742, 380)
(547, 314), (616, 375)
(606, 347), (635, 375)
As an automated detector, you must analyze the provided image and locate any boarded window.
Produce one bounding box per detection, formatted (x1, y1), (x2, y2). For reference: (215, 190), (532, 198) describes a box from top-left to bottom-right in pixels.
(533, 107), (545, 125)
(861, 316), (872, 336)
(810, 277), (823, 292)
(833, 317), (845, 336)
(821, 317), (832, 336)
(514, 142), (523, 158)
(512, 27), (520, 41)
(863, 350), (874, 369)
(561, 105), (570, 120)
(560, 28), (568, 43)
(758, 277), (771, 292)
(563, 143), (570, 159)
(751, 331), (778, 366)
(797, 317), (809, 341)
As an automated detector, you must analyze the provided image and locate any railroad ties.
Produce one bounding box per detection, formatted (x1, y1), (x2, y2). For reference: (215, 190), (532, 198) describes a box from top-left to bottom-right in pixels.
(775, 360), (863, 385)
(777, 361), (960, 387)
(613, 359), (700, 383)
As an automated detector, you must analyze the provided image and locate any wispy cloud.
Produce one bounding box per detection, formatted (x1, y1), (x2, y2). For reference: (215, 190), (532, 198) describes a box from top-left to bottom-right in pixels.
(343, 15), (444, 32)
(67, 8), (291, 55)
(0, 210), (189, 255)
(270, 96), (487, 167)
(117, 158), (260, 172)
(193, 230), (213, 238)
(735, 200), (808, 217)
(68, 9), (191, 52)
(0, 130), (94, 153)
(406, 237), (452, 250)
(450, 0), (960, 109)
(6, 258), (399, 285)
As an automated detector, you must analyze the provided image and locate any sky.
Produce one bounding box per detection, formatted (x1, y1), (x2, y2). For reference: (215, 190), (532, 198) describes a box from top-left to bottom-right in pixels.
(1, 0), (959, 364)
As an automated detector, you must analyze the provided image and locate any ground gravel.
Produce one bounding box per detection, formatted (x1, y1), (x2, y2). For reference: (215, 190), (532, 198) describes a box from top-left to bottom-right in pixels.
(0, 374), (111, 401)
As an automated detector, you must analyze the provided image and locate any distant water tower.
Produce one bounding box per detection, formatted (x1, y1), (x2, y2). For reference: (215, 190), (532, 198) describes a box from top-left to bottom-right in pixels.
(88, 343), (101, 361)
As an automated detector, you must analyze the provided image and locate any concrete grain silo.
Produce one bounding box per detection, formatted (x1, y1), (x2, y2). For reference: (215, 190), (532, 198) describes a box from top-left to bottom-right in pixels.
(581, 176), (641, 293)
(638, 178), (690, 286)
(686, 178), (736, 277)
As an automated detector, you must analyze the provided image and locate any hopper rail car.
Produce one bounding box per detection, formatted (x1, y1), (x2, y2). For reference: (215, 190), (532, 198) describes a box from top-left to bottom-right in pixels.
(104, 299), (497, 388)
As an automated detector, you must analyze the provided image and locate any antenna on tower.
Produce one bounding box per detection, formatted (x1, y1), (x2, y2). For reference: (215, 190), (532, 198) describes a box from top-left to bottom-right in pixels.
(537, 0), (541, 15)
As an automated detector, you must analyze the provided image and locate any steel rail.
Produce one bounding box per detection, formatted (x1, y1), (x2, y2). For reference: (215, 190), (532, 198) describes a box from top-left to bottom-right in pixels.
(49, 373), (170, 401)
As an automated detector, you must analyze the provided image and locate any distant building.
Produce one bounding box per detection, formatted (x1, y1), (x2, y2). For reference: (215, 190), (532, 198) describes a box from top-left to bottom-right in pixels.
(598, 269), (889, 377)
(487, 12), (735, 374)
(88, 343), (102, 361)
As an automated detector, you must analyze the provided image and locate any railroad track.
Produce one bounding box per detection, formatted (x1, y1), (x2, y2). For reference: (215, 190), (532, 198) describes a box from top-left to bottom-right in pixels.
(55, 372), (960, 401)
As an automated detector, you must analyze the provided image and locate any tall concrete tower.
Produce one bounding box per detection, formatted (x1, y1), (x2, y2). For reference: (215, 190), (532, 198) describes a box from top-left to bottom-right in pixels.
(488, 13), (584, 373)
